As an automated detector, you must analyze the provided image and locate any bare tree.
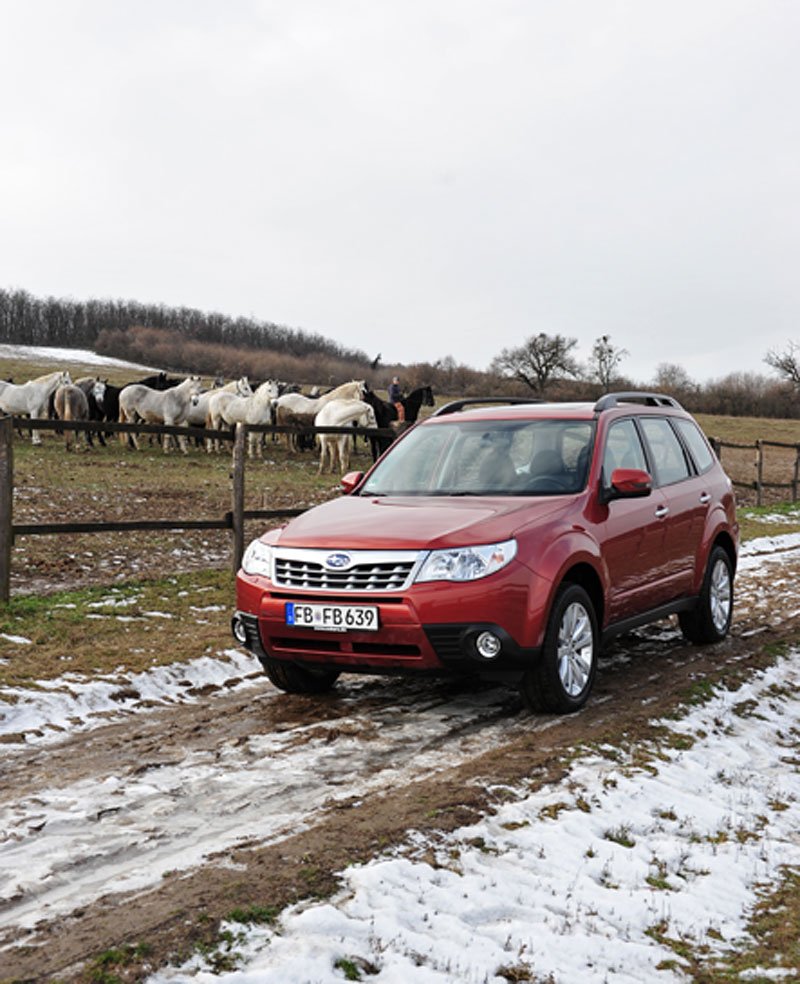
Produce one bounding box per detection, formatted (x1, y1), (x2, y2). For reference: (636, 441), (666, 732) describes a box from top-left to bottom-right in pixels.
(765, 341), (800, 389)
(490, 333), (579, 395)
(652, 362), (698, 400)
(588, 335), (629, 391)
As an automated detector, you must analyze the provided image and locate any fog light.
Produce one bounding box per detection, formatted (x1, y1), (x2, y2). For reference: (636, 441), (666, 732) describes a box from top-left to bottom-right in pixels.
(232, 614), (248, 645)
(475, 631), (502, 660)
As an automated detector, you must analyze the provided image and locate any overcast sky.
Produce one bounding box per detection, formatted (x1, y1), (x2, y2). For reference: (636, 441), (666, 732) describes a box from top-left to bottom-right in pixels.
(1, 1), (798, 382)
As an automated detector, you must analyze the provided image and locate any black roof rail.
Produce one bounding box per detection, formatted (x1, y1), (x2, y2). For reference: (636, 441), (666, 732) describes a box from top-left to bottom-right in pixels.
(432, 396), (543, 417)
(593, 392), (683, 412)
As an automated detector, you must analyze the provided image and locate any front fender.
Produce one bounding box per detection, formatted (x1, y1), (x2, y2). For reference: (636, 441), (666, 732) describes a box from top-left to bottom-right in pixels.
(518, 526), (605, 648)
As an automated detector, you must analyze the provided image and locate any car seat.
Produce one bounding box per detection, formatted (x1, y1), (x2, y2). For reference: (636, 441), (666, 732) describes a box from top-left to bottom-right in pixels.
(529, 449), (565, 480)
(478, 447), (518, 490)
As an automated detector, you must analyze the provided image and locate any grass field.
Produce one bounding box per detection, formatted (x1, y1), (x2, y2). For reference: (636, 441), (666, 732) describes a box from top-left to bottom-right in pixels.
(2, 346), (799, 605)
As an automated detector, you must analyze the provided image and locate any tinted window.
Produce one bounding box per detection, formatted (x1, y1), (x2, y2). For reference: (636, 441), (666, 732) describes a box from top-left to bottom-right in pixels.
(639, 417), (691, 486)
(674, 418), (715, 474)
(602, 419), (648, 486)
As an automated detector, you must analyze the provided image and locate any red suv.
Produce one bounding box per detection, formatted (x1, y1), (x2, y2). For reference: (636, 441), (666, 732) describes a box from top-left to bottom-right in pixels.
(233, 393), (738, 712)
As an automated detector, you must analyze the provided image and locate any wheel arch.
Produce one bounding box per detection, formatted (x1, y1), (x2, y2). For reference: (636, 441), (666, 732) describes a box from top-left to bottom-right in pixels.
(560, 562), (605, 632)
(712, 529), (737, 574)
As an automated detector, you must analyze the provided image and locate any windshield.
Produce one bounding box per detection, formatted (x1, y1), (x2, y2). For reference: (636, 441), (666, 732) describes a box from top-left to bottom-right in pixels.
(361, 418), (595, 496)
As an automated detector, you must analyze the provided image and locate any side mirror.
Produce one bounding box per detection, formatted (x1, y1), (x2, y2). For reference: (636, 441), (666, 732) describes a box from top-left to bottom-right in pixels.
(340, 471), (364, 495)
(606, 467), (653, 500)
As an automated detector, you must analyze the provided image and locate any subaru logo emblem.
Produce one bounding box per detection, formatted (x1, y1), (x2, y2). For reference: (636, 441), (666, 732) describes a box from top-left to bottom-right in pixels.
(325, 552), (351, 569)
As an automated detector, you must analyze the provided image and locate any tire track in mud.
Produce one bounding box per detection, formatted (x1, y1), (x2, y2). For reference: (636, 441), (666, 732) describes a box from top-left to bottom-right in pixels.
(1, 548), (800, 980)
(0, 678), (528, 935)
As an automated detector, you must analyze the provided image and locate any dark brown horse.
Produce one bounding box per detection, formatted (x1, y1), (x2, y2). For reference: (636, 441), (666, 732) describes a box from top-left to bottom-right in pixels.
(362, 385), (435, 460)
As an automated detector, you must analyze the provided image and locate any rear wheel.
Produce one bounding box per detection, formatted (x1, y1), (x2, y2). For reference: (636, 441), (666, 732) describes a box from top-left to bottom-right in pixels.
(521, 583), (598, 713)
(260, 658), (340, 694)
(678, 545), (733, 644)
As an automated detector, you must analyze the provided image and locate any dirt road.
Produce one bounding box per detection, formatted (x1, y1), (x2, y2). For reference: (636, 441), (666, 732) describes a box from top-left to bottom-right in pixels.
(1, 538), (799, 982)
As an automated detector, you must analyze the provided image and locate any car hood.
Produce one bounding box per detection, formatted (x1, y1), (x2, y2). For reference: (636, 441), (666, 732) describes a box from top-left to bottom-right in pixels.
(272, 494), (569, 551)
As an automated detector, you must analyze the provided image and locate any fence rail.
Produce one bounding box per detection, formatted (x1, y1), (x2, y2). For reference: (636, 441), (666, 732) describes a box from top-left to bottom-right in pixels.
(710, 437), (800, 506)
(3, 418), (799, 602)
(0, 415), (394, 602)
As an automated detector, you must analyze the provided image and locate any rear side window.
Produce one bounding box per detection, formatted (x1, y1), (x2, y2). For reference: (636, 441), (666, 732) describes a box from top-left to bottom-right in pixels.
(639, 417), (691, 486)
(673, 418), (715, 474)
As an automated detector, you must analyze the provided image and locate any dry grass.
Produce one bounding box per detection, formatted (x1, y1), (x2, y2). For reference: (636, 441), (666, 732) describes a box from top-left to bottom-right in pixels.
(0, 570), (233, 691)
(694, 413), (800, 508)
(7, 425), (372, 596)
(694, 413), (800, 446)
(721, 866), (800, 980)
(649, 865), (800, 982)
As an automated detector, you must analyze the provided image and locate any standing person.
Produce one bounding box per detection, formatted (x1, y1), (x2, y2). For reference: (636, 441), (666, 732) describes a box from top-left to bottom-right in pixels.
(388, 375), (405, 421)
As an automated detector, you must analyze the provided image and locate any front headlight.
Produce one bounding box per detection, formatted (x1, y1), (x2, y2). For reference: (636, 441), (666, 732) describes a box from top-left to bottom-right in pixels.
(415, 539), (517, 584)
(241, 539), (273, 578)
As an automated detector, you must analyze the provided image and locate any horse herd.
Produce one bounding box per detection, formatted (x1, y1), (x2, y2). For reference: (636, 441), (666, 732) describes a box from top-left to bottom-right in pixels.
(0, 369), (435, 474)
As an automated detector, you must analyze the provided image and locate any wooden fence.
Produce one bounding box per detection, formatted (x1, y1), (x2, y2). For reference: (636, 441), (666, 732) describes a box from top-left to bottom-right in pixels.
(710, 437), (800, 507)
(0, 415), (393, 603)
(3, 419), (799, 602)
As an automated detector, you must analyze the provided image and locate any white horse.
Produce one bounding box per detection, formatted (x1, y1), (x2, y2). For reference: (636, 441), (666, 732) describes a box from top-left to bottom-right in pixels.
(0, 370), (71, 444)
(118, 375), (204, 453)
(187, 376), (252, 428)
(315, 398), (377, 474)
(274, 380), (367, 452)
(206, 379), (280, 456)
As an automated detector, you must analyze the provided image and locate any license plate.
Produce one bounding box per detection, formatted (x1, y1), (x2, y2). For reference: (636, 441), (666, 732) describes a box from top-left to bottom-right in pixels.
(285, 602), (379, 632)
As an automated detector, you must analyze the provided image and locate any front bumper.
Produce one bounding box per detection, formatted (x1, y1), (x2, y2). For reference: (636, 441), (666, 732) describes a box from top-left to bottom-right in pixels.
(233, 562), (547, 680)
(233, 610), (539, 680)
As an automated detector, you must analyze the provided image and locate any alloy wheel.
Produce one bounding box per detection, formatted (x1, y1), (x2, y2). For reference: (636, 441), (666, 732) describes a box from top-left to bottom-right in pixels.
(557, 601), (594, 697)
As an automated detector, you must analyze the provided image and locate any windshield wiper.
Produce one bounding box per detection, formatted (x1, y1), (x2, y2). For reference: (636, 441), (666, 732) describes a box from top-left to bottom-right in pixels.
(430, 490), (484, 496)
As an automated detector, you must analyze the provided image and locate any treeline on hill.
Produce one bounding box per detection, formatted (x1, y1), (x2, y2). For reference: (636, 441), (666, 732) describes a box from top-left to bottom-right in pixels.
(0, 287), (371, 368)
(1, 287), (798, 417)
(73, 327), (800, 419)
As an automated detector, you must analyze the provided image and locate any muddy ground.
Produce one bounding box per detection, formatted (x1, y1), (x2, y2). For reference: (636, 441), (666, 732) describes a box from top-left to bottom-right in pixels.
(1, 473), (799, 982)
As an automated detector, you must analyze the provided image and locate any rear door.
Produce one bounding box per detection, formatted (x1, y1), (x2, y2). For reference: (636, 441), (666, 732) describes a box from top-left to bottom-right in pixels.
(637, 416), (698, 599)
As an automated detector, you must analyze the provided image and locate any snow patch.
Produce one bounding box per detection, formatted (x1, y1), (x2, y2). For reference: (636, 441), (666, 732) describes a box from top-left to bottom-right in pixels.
(0, 649), (261, 744)
(0, 343), (156, 372)
(152, 653), (800, 984)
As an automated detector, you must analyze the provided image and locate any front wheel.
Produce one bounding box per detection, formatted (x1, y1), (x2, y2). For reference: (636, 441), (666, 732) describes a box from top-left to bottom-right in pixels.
(678, 545), (734, 644)
(521, 583), (598, 713)
(260, 658), (340, 694)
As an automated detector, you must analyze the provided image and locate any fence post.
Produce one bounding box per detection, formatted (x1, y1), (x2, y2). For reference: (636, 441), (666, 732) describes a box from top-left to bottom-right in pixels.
(755, 439), (763, 507)
(793, 446), (800, 503)
(0, 417), (13, 603)
(231, 423), (246, 574)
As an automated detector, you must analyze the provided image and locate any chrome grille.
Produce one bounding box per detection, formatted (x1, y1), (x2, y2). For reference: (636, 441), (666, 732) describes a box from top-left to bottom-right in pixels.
(273, 548), (421, 592)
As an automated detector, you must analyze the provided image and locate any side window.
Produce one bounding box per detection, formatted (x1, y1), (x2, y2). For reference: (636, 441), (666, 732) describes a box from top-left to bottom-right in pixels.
(639, 417), (691, 486)
(602, 419), (648, 486)
(673, 418), (715, 474)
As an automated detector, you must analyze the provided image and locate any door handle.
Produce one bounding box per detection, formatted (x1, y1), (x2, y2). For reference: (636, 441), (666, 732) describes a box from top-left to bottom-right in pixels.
(655, 505), (669, 519)
(699, 492), (711, 504)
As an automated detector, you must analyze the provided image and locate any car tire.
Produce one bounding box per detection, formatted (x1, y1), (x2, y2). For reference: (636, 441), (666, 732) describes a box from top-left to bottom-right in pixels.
(260, 658), (340, 694)
(521, 583), (598, 714)
(678, 545), (734, 644)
